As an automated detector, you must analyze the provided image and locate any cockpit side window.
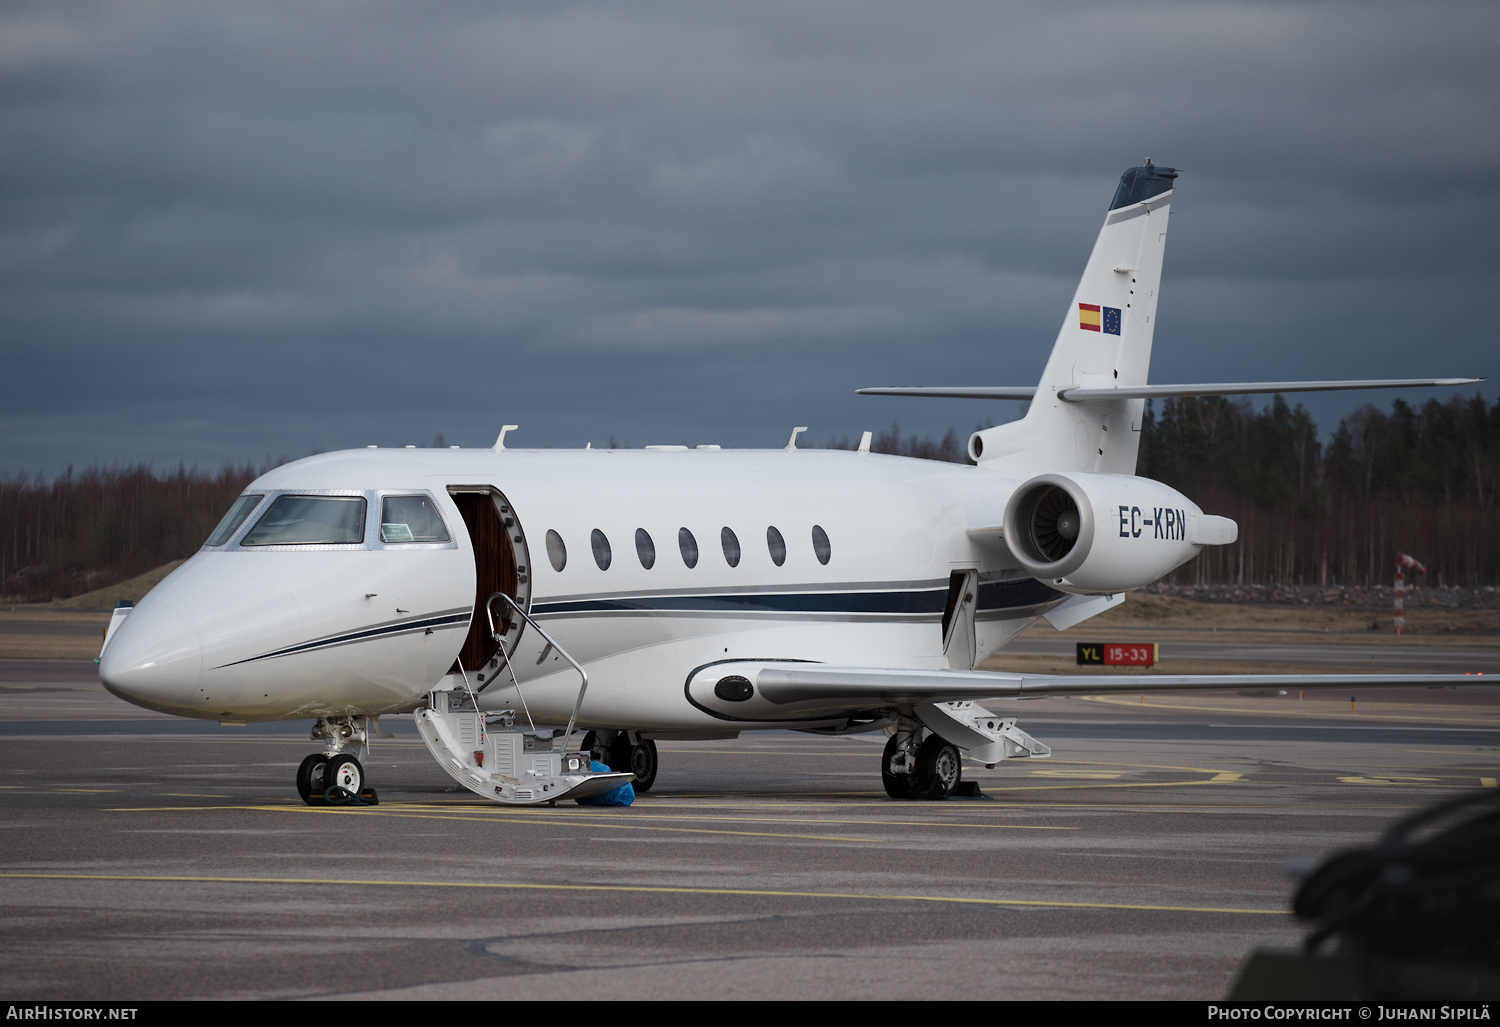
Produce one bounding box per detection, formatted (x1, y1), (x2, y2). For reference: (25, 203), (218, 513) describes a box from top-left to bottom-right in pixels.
(205, 494), (264, 547)
(380, 495), (451, 543)
(241, 496), (367, 546)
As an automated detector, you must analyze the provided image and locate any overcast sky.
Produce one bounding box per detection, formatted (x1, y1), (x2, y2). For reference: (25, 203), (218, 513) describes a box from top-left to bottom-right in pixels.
(2, 0), (1496, 476)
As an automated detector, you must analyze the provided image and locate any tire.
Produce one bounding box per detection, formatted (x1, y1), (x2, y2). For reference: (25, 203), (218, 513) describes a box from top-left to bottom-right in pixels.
(881, 734), (918, 800)
(296, 754), (328, 806)
(913, 735), (962, 800)
(324, 754), (363, 797)
(609, 736), (657, 792)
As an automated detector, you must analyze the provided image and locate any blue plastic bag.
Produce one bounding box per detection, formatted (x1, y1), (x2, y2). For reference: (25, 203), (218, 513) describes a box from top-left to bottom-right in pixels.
(575, 759), (635, 806)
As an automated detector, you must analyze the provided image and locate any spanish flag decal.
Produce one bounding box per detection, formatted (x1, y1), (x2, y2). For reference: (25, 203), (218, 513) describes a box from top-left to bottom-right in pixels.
(1079, 303), (1122, 335)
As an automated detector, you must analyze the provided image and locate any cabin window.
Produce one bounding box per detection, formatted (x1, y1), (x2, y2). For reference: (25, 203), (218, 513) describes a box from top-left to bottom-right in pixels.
(720, 527), (741, 568)
(205, 494), (263, 546)
(678, 527), (698, 568)
(811, 524), (831, 565)
(545, 530), (567, 572)
(766, 526), (787, 567)
(241, 495), (366, 546)
(379, 495), (450, 543)
(591, 529), (612, 570)
(635, 528), (656, 569)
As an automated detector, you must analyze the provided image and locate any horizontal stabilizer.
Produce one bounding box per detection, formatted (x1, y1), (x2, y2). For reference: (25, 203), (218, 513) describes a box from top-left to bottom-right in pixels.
(1058, 378), (1481, 402)
(856, 378), (1479, 402)
(856, 386), (1037, 400)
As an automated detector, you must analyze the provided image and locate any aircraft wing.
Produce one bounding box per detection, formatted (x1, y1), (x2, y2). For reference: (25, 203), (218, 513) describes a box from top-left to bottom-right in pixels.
(687, 662), (1489, 721)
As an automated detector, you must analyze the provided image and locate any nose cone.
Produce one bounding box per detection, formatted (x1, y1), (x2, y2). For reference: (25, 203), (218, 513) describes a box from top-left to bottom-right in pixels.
(99, 607), (203, 715)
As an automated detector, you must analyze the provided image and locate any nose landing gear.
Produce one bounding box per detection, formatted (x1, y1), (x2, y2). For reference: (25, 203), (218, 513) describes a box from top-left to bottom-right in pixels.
(298, 715), (382, 806)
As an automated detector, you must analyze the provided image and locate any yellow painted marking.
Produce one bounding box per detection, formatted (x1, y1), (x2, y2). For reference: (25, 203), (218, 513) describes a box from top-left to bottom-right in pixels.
(1336, 776), (1441, 786)
(108, 805), (875, 842)
(0, 872), (1284, 916)
(107, 802), (1072, 835)
(1028, 770), (1122, 779)
(1081, 694), (1500, 725)
(1481, 778), (1498, 788)
(1208, 773), (1245, 783)
(336, 806), (1075, 831)
(50, 788), (117, 793)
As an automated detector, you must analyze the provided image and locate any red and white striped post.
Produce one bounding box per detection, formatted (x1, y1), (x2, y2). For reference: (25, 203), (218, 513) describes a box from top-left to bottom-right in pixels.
(1394, 552), (1427, 635)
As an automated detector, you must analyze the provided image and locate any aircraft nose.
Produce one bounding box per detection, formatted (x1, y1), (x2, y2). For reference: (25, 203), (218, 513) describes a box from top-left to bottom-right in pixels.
(99, 607), (203, 714)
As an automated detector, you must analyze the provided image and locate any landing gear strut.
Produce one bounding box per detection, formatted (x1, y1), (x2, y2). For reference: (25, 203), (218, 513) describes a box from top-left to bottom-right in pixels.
(298, 715), (380, 806)
(584, 730), (658, 792)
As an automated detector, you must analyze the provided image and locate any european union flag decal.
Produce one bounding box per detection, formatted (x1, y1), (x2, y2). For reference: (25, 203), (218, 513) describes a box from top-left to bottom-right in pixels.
(1102, 306), (1121, 335)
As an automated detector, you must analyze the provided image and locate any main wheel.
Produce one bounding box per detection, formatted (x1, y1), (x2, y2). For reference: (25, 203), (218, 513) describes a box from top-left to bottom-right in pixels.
(296, 754), (329, 806)
(913, 735), (962, 800)
(324, 754), (364, 797)
(881, 734), (918, 799)
(608, 735), (657, 791)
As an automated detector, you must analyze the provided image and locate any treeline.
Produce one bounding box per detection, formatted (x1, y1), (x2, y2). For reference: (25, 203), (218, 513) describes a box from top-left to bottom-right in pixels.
(1, 464), (259, 602)
(1139, 394), (1500, 588)
(825, 424), (968, 462)
(5, 396), (1496, 601)
(841, 395), (1500, 588)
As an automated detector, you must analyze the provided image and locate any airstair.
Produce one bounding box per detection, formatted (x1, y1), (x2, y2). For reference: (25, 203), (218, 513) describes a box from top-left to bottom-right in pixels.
(415, 592), (633, 805)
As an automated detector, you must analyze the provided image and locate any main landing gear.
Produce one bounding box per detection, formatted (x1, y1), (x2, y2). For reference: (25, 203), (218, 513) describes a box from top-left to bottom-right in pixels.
(583, 730), (658, 792)
(880, 703), (1053, 800)
(297, 715), (381, 806)
(882, 730), (963, 800)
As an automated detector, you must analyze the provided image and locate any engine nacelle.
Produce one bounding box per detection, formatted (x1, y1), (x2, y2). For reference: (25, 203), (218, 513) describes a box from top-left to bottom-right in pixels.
(1001, 472), (1237, 595)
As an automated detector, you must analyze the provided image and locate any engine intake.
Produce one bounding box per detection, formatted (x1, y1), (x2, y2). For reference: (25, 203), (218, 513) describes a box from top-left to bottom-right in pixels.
(1004, 474), (1096, 579)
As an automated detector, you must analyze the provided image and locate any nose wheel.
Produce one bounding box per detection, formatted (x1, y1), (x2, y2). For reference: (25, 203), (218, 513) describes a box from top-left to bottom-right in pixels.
(296, 753), (328, 804)
(296, 752), (376, 805)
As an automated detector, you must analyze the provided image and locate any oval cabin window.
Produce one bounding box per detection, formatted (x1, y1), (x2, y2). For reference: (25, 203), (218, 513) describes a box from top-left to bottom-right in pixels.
(720, 527), (741, 568)
(591, 529), (612, 571)
(679, 527), (699, 568)
(635, 528), (656, 569)
(766, 526), (786, 567)
(545, 530), (567, 572)
(811, 524), (831, 566)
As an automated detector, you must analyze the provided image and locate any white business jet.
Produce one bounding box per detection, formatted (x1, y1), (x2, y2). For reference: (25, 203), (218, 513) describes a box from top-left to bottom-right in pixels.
(98, 161), (1482, 806)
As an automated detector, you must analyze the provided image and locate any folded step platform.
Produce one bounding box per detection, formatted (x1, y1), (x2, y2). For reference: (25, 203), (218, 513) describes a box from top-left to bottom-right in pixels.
(416, 688), (633, 806)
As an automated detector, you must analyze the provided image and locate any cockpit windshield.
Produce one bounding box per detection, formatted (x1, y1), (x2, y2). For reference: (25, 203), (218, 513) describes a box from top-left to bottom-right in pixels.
(241, 495), (367, 546)
(380, 495), (450, 543)
(204, 494), (264, 547)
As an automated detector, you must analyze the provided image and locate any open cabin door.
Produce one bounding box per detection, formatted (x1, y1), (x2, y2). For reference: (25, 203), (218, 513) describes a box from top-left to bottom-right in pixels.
(941, 569), (978, 671)
(448, 488), (532, 678)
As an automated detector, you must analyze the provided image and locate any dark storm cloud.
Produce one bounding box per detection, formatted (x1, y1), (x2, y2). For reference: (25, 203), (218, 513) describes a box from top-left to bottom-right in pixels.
(1, 0), (1496, 473)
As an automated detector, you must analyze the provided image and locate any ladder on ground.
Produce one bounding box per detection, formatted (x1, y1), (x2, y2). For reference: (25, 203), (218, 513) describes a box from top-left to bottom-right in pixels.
(414, 592), (632, 805)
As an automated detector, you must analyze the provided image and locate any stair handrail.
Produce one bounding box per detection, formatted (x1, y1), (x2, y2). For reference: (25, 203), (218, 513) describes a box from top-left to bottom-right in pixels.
(485, 591), (590, 756)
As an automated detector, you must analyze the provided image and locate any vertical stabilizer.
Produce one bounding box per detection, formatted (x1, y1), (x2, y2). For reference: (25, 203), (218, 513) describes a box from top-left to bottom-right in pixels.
(973, 161), (1176, 474)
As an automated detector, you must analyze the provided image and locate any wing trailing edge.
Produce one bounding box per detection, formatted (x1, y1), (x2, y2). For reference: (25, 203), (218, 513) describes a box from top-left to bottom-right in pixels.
(686, 660), (1491, 723)
(753, 665), (1485, 717)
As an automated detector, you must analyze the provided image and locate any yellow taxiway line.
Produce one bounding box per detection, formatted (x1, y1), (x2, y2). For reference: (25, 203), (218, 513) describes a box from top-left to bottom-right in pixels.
(0, 872), (1285, 916)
